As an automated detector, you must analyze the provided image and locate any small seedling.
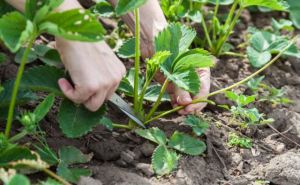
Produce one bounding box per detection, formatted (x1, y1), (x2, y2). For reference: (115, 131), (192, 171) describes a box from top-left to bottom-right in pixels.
(228, 132), (252, 149)
(135, 125), (206, 175)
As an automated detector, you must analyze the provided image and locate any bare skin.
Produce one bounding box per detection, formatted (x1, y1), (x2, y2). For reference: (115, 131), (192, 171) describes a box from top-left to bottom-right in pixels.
(6, 0), (211, 114)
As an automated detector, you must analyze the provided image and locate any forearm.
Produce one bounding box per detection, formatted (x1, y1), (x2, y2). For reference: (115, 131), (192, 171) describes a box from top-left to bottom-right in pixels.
(5, 0), (82, 12)
(108, 0), (167, 58)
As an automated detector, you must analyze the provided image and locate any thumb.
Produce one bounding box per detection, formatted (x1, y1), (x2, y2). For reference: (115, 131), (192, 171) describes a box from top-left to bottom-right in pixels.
(174, 87), (192, 106)
(58, 78), (77, 103)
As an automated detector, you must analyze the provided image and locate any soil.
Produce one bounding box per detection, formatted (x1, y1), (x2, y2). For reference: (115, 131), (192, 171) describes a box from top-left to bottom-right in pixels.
(1, 8), (300, 185)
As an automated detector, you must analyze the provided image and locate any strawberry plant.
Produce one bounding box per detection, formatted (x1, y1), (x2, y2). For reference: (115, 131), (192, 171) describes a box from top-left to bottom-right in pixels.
(192, 0), (289, 56)
(0, 0), (299, 183)
(228, 132), (252, 149)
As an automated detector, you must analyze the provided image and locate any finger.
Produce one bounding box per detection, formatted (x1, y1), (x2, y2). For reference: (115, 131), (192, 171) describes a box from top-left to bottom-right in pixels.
(184, 102), (208, 114)
(174, 88), (192, 106)
(84, 91), (107, 112)
(58, 78), (89, 104)
(106, 83), (119, 100)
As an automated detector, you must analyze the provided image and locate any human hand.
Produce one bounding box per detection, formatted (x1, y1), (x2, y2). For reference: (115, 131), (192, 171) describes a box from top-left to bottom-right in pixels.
(56, 39), (126, 111)
(155, 68), (211, 115)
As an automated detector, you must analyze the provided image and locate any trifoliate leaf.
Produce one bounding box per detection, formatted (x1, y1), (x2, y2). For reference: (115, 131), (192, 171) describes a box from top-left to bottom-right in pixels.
(115, 0), (147, 16)
(228, 133), (252, 149)
(168, 131), (206, 155)
(184, 115), (209, 136)
(135, 127), (167, 145)
(225, 91), (256, 107)
(40, 9), (106, 42)
(0, 12), (34, 52)
(247, 47), (272, 68)
(146, 51), (171, 81)
(160, 65), (200, 95)
(151, 145), (179, 175)
(144, 85), (170, 102)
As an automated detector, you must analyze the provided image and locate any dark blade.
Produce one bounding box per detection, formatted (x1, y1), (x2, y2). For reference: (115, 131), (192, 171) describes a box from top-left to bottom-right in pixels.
(108, 93), (146, 129)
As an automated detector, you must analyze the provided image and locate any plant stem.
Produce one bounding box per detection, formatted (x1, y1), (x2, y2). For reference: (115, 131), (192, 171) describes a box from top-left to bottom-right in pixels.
(223, 0), (238, 28)
(201, 14), (213, 50)
(133, 8), (140, 113)
(113, 123), (131, 130)
(130, 8), (141, 129)
(5, 35), (36, 138)
(145, 79), (169, 121)
(138, 79), (151, 112)
(212, 0), (220, 41)
(9, 130), (28, 143)
(145, 36), (297, 123)
(215, 5), (243, 55)
(43, 168), (71, 185)
(221, 51), (246, 58)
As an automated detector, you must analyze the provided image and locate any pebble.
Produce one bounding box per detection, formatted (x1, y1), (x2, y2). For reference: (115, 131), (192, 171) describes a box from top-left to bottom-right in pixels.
(136, 163), (154, 177)
(140, 142), (155, 157)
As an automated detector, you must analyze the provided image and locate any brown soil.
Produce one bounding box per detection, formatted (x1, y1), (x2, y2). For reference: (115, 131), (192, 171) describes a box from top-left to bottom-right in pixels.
(1, 8), (300, 185)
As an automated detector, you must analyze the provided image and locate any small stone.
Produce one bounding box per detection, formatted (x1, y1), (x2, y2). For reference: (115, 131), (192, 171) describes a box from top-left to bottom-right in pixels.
(136, 163), (154, 177)
(120, 150), (135, 165)
(140, 142), (155, 157)
(89, 139), (125, 161)
(78, 177), (102, 185)
(231, 153), (243, 165)
(264, 151), (300, 185)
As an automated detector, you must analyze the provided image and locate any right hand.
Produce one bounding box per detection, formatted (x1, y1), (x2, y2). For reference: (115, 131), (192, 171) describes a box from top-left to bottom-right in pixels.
(56, 39), (126, 111)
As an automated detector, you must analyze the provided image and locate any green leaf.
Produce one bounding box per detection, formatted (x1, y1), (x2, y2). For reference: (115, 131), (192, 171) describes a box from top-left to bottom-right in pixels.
(184, 115), (209, 136)
(58, 99), (106, 138)
(25, 0), (63, 20)
(40, 178), (62, 185)
(99, 116), (113, 131)
(40, 9), (106, 42)
(287, 0), (300, 29)
(155, 23), (196, 71)
(144, 85), (170, 102)
(0, 80), (37, 108)
(57, 163), (91, 183)
(33, 94), (55, 123)
(247, 47), (272, 68)
(168, 131), (206, 155)
(59, 146), (91, 165)
(135, 127), (167, 145)
(7, 174), (30, 185)
(225, 91), (256, 107)
(115, 0), (147, 16)
(118, 68), (144, 97)
(228, 133), (252, 149)
(20, 65), (64, 95)
(247, 76), (265, 91)
(160, 66), (200, 95)
(0, 12), (34, 52)
(241, 0), (289, 11)
(271, 18), (294, 32)
(152, 145), (179, 175)
(186, 10), (202, 23)
(0, 52), (7, 64)
(173, 49), (214, 72)
(91, 0), (114, 17)
(117, 37), (135, 58)
(0, 146), (36, 166)
(146, 51), (171, 81)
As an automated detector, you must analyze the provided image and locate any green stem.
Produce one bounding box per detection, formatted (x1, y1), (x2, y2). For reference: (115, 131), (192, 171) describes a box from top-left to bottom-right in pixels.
(212, 0), (220, 41)
(201, 14), (213, 50)
(215, 5), (243, 55)
(138, 79), (151, 112)
(131, 8), (141, 128)
(223, 0), (239, 29)
(145, 79), (169, 121)
(113, 123), (131, 130)
(9, 130), (28, 143)
(133, 8), (140, 113)
(5, 35), (36, 137)
(220, 51), (246, 58)
(145, 36), (297, 124)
